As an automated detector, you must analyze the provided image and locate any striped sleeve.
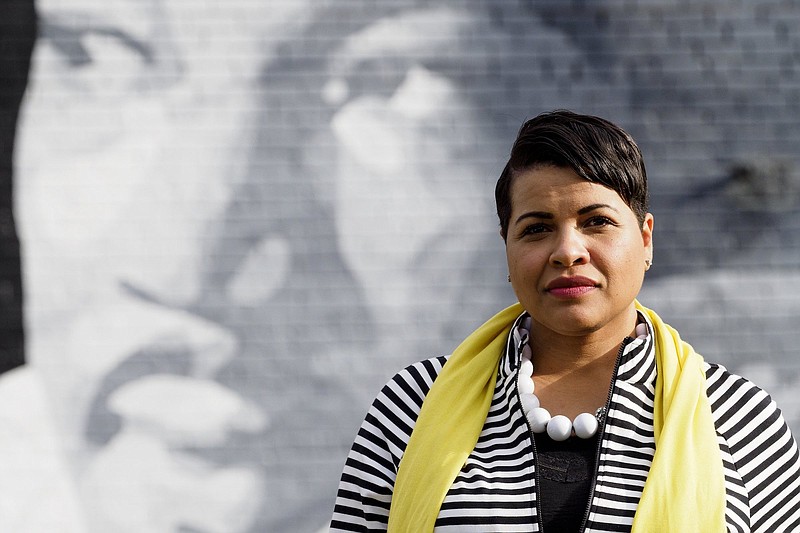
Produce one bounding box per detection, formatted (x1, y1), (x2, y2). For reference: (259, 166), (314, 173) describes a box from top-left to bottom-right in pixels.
(706, 364), (800, 533)
(330, 356), (447, 532)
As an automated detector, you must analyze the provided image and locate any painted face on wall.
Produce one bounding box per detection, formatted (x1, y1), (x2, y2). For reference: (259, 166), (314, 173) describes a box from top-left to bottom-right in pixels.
(16, 0), (312, 530)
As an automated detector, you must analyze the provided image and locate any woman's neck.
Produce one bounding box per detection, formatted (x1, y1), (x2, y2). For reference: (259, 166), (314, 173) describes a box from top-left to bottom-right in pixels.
(528, 333), (624, 377)
(527, 309), (638, 374)
(525, 311), (638, 418)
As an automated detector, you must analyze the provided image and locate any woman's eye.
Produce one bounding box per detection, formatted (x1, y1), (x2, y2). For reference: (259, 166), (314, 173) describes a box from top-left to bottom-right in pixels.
(521, 223), (549, 236)
(585, 216), (614, 227)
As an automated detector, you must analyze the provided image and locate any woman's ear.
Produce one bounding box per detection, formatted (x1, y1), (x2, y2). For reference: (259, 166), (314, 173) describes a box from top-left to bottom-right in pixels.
(642, 212), (654, 258)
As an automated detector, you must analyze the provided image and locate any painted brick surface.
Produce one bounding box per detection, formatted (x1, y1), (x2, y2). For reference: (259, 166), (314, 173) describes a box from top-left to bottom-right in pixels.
(5, 1), (800, 531)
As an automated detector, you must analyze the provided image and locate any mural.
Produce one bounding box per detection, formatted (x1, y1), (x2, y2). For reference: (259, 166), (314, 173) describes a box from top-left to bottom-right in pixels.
(3, 0), (800, 531)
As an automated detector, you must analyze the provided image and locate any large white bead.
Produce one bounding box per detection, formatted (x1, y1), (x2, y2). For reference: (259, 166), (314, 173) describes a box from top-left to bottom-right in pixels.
(546, 415), (573, 441)
(519, 359), (533, 378)
(520, 393), (540, 413)
(518, 376), (534, 395)
(527, 407), (551, 433)
(573, 412), (599, 439)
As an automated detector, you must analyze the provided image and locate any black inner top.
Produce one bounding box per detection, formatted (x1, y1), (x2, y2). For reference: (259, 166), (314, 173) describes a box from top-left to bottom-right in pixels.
(534, 432), (599, 532)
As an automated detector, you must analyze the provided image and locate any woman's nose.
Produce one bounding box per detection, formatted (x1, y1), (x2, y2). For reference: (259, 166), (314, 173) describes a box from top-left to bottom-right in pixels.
(549, 228), (589, 267)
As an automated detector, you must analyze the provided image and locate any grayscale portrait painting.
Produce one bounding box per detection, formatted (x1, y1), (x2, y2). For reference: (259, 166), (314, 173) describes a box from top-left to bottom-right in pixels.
(1, 0), (799, 531)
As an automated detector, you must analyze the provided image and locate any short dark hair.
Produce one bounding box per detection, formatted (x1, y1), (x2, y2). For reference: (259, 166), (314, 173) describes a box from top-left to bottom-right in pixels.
(495, 110), (649, 239)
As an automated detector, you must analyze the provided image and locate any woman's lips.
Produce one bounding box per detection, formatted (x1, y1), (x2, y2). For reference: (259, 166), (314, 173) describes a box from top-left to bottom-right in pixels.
(547, 285), (596, 298)
(545, 276), (598, 299)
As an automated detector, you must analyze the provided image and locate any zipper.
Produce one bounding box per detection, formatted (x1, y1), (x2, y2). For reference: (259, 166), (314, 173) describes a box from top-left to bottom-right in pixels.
(531, 416), (543, 532)
(577, 336), (633, 533)
(510, 322), (544, 531)
(515, 355), (544, 531)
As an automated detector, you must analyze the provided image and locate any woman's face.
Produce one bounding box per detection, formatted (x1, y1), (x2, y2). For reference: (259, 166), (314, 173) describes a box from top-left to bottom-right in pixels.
(505, 165), (653, 340)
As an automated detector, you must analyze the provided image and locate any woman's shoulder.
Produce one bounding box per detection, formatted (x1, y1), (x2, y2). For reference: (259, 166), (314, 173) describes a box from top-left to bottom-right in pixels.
(704, 361), (760, 395)
(374, 355), (450, 410)
(352, 355), (449, 459)
(703, 361), (780, 425)
(703, 360), (797, 455)
(704, 363), (800, 530)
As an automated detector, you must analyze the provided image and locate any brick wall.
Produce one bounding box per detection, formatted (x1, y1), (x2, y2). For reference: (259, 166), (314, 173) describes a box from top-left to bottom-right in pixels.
(9, 1), (800, 531)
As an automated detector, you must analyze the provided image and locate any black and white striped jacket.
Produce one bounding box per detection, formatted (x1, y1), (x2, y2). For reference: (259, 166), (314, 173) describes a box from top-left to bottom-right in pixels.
(332, 313), (800, 532)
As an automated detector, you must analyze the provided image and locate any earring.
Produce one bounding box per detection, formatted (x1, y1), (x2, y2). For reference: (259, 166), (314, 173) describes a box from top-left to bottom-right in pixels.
(507, 274), (511, 283)
(645, 259), (652, 271)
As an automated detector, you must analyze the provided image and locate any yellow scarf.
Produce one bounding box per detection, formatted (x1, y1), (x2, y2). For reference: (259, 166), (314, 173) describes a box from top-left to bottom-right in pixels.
(387, 301), (726, 532)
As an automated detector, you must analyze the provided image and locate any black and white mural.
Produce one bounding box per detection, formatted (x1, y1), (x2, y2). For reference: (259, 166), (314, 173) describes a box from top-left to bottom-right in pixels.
(3, 1), (800, 531)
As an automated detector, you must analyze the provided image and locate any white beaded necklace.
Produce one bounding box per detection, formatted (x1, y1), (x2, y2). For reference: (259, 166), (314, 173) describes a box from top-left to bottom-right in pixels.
(515, 320), (649, 442)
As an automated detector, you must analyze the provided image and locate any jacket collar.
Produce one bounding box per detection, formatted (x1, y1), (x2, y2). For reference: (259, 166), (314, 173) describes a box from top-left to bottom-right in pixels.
(500, 310), (657, 390)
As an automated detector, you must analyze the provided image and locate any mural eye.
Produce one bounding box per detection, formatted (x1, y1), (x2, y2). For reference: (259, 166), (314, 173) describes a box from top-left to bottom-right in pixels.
(41, 16), (153, 68)
(37, 14), (178, 96)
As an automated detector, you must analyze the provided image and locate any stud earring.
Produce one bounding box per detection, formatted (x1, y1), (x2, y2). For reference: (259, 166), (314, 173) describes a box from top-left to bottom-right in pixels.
(645, 259), (652, 271)
(507, 274), (511, 283)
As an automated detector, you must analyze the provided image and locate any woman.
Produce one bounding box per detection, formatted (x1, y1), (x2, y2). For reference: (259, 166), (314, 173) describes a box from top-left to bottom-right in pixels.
(330, 110), (800, 532)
